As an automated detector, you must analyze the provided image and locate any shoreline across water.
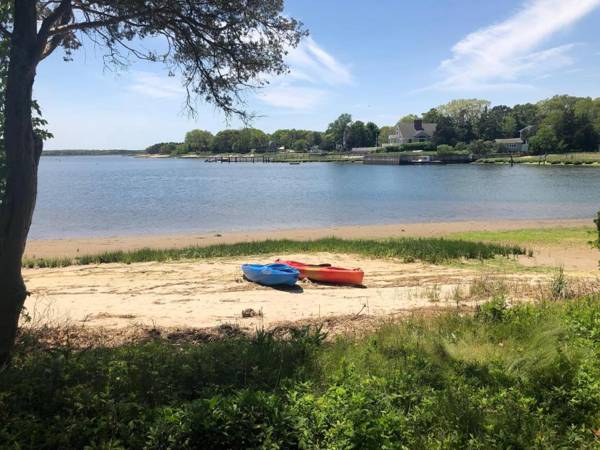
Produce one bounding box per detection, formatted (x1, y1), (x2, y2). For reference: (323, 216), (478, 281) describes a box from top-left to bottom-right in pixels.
(25, 218), (591, 259)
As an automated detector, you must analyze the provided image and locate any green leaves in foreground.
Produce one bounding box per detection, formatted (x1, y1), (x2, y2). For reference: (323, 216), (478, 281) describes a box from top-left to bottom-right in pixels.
(2, 296), (600, 448)
(23, 237), (526, 268)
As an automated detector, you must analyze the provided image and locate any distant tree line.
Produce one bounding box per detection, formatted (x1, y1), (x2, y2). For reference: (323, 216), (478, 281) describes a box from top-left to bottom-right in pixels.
(146, 95), (600, 156)
(145, 115), (380, 155)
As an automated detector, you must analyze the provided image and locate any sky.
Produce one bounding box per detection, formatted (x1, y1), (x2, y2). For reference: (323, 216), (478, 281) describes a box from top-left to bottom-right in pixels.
(35, 0), (600, 150)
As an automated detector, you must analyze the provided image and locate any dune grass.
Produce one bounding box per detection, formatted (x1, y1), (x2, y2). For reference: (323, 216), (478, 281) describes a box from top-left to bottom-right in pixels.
(22, 237), (526, 269)
(449, 226), (595, 247)
(2, 295), (599, 448)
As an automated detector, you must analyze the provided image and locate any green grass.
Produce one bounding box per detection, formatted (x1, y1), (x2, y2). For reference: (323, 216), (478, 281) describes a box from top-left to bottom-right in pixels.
(22, 237), (525, 268)
(477, 152), (600, 166)
(449, 226), (596, 247)
(2, 295), (600, 448)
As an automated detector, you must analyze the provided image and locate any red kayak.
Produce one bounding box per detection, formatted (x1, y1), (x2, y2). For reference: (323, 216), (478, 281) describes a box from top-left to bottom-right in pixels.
(275, 259), (364, 286)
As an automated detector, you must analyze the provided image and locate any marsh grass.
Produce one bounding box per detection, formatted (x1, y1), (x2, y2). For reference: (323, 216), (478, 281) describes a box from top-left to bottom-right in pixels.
(23, 237), (525, 268)
(450, 226), (595, 247)
(5, 296), (600, 448)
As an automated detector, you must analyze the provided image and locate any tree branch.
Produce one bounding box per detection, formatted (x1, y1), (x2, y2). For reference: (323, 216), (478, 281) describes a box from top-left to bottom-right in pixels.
(48, 17), (126, 36)
(0, 23), (11, 38)
(37, 0), (71, 43)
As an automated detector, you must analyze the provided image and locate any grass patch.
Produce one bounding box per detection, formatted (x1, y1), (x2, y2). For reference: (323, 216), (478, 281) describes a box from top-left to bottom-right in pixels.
(449, 226), (595, 247)
(449, 254), (552, 274)
(23, 237), (525, 268)
(2, 296), (600, 448)
(476, 152), (600, 165)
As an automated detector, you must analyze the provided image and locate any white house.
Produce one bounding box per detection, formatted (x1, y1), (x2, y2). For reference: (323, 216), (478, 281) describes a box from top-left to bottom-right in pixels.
(388, 119), (437, 145)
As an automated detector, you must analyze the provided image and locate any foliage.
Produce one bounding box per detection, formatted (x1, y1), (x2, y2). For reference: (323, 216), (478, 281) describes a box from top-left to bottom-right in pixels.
(27, 1), (307, 119)
(401, 141), (435, 151)
(529, 124), (563, 155)
(364, 121), (379, 147)
(145, 142), (182, 155)
(436, 144), (461, 156)
(270, 129), (321, 151)
(210, 128), (269, 153)
(184, 129), (213, 153)
(377, 125), (396, 146)
(397, 113), (419, 124)
(325, 113), (352, 149)
(23, 237), (526, 268)
(383, 95), (600, 154)
(345, 120), (368, 149)
(2, 296), (600, 448)
(468, 139), (497, 156)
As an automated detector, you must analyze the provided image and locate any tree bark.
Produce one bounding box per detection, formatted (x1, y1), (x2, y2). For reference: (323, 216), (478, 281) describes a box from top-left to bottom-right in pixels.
(0, 0), (41, 367)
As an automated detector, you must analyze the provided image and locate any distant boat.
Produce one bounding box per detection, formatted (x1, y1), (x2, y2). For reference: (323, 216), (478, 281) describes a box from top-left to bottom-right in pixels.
(242, 263), (300, 286)
(289, 162), (301, 165)
(275, 259), (364, 286)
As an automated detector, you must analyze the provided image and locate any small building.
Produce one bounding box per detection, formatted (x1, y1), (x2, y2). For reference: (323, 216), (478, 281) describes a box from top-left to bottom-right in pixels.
(389, 119), (437, 145)
(494, 138), (527, 153)
(495, 127), (533, 153)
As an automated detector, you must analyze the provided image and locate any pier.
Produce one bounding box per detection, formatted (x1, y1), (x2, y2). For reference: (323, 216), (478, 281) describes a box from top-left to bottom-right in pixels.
(364, 154), (475, 165)
(205, 155), (273, 163)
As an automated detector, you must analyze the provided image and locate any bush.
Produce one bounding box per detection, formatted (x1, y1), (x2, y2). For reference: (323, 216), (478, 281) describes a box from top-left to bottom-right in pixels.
(2, 297), (600, 448)
(436, 144), (455, 155)
(145, 142), (182, 155)
(400, 141), (435, 151)
(476, 296), (508, 322)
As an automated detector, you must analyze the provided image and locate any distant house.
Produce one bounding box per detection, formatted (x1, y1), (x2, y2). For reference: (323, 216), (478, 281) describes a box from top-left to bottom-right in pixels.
(388, 119), (437, 145)
(494, 126), (533, 153)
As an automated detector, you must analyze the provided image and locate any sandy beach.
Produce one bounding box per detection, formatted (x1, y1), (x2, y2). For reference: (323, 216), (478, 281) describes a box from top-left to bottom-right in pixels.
(22, 219), (599, 334)
(25, 218), (591, 259)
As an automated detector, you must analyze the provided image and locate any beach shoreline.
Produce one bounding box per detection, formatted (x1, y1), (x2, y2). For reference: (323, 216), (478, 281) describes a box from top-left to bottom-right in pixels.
(25, 218), (592, 259)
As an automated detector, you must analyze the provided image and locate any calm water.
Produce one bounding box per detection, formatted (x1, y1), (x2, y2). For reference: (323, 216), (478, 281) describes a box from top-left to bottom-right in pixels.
(30, 156), (600, 239)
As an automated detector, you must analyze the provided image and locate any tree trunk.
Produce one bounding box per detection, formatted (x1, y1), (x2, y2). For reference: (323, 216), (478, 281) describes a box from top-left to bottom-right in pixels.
(0, 0), (41, 367)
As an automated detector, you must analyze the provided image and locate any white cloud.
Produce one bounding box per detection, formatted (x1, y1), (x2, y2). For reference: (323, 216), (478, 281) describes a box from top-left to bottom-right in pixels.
(256, 86), (328, 110)
(257, 37), (352, 110)
(128, 71), (185, 99)
(433, 0), (600, 90)
(286, 37), (353, 86)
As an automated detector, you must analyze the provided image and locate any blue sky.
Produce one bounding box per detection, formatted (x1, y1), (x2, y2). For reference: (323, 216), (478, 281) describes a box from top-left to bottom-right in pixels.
(36, 0), (600, 149)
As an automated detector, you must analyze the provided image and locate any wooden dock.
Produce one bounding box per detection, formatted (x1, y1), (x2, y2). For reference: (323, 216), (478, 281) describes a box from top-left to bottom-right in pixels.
(364, 154), (475, 165)
(205, 155), (273, 163)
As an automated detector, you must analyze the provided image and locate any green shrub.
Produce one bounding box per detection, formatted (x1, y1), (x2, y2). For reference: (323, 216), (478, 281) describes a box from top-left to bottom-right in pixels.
(3, 298), (600, 448)
(400, 141), (435, 151)
(476, 296), (508, 322)
(436, 144), (455, 155)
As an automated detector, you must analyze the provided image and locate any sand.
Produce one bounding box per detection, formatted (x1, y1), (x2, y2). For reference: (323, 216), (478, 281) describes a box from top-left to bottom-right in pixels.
(22, 219), (600, 333)
(25, 218), (591, 259)
(22, 252), (548, 331)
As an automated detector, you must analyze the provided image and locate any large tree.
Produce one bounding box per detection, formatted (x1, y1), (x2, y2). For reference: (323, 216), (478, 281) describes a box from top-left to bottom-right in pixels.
(325, 113), (352, 149)
(0, 0), (305, 365)
(184, 129), (214, 153)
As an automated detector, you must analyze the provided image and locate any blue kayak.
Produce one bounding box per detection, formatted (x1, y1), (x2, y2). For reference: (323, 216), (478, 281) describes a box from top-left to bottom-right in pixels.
(242, 263), (300, 286)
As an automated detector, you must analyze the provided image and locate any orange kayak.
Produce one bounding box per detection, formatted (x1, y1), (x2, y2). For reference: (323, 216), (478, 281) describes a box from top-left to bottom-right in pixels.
(275, 259), (364, 286)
